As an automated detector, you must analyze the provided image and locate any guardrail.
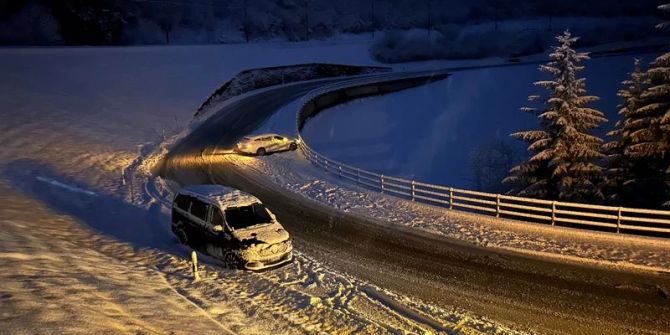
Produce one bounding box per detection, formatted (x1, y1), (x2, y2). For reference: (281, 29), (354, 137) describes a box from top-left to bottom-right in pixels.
(295, 71), (670, 237)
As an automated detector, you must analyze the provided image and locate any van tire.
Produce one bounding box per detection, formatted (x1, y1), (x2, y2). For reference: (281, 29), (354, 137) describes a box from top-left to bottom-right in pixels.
(223, 251), (239, 269)
(174, 224), (189, 245)
(289, 143), (297, 151)
(256, 148), (266, 156)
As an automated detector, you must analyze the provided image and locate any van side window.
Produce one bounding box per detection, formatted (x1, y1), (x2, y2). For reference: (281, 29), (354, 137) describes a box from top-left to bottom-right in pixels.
(211, 208), (224, 226)
(274, 136), (283, 140)
(190, 199), (208, 221)
(174, 195), (190, 211)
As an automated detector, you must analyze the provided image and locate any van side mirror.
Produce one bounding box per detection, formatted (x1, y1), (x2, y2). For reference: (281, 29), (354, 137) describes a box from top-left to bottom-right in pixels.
(212, 225), (224, 232)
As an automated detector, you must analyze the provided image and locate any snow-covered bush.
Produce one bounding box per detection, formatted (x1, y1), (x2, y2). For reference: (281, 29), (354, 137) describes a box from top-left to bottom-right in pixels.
(0, 2), (61, 45)
(371, 27), (545, 63)
(371, 16), (667, 63)
(468, 139), (525, 193)
(123, 18), (164, 45)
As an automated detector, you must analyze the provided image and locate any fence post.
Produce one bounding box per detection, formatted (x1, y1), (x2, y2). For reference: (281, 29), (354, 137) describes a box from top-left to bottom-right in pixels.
(551, 201), (557, 226)
(411, 180), (415, 201)
(324, 159), (328, 172)
(338, 165), (342, 178)
(356, 168), (360, 184)
(617, 207), (622, 233)
(449, 187), (454, 209)
(496, 194), (500, 218)
(380, 174), (384, 193)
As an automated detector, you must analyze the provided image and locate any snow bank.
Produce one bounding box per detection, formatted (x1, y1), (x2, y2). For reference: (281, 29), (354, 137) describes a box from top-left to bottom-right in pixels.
(195, 63), (390, 119)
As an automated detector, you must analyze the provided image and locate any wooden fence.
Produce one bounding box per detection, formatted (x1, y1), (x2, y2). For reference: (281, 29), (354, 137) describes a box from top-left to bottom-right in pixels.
(295, 71), (670, 237)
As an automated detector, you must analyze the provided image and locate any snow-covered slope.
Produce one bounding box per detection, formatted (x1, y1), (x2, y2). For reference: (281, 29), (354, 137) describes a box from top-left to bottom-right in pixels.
(0, 43), (532, 334)
(302, 52), (663, 191)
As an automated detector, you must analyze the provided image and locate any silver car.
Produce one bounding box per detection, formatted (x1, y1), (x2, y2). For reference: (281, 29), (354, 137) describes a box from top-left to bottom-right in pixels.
(235, 133), (298, 156)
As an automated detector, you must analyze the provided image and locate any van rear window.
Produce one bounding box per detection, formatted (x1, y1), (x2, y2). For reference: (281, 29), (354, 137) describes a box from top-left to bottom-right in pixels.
(225, 204), (272, 229)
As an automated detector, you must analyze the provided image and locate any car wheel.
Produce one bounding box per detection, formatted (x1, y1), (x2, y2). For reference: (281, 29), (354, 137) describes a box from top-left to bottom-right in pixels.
(289, 142), (297, 151)
(257, 148), (266, 156)
(174, 224), (189, 245)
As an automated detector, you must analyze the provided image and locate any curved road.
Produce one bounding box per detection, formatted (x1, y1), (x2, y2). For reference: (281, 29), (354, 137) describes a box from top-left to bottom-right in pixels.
(160, 71), (670, 335)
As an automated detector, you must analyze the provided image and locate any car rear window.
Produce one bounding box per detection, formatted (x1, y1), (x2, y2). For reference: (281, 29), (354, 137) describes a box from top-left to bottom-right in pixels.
(225, 204), (272, 229)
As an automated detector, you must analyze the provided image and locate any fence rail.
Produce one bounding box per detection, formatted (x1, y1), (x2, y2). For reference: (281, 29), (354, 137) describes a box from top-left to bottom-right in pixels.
(295, 71), (670, 237)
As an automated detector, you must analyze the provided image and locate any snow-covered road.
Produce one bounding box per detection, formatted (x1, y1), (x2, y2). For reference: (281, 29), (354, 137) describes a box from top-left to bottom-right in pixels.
(160, 68), (670, 335)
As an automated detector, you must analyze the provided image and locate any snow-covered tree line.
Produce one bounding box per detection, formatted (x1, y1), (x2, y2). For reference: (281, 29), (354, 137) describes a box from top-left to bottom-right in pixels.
(0, 0), (662, 45)
(507, 4), (670, 208)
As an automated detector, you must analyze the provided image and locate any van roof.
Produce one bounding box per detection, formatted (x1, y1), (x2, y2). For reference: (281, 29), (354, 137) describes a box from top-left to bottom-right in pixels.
(178, 185), (261, 210)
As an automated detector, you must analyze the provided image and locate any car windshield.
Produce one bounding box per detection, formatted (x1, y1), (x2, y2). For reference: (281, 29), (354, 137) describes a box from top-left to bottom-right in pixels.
(224, 203), (273, 230)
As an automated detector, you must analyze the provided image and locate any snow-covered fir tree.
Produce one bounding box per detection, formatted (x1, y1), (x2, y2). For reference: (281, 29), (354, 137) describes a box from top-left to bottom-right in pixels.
(625, 54), (670, 207)
(504, 31), (607, 203)
(602, 59), (648, 205)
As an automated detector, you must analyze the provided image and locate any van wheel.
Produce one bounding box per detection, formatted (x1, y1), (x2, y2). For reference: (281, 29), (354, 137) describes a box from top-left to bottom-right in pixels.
(289, 143), (297, 151)
(256, 148), (266, 156)
(174, 225), (189, 245)
(223, 251), (239, 269)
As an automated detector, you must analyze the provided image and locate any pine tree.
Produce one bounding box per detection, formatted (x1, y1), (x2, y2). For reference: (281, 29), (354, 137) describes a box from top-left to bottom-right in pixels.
(602, 59), (648, 205)
(625, 53), (670, 207)
(617, 2), (670, 208)
(504, 31), (608, 203)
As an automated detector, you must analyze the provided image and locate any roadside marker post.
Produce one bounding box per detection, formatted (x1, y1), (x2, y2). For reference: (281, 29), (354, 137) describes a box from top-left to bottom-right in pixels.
(191, 251), (201, 282)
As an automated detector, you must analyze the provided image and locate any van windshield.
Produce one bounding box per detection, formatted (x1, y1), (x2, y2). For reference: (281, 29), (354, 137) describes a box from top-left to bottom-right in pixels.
(225, 204), (273, 230)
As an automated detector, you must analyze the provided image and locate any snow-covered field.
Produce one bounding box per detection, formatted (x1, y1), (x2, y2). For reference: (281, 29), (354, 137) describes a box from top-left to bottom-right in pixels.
(302, 52), (663, 190)
(0, 43), (534, 334)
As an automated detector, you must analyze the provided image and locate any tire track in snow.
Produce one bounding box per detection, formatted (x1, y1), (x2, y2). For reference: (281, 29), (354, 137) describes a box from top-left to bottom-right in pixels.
(152, 266), (238, 335)
(136, 158), (490, 334)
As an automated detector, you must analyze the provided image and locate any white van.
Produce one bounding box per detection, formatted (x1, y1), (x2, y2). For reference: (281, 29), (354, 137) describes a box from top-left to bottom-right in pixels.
(171, 185), (293, 270)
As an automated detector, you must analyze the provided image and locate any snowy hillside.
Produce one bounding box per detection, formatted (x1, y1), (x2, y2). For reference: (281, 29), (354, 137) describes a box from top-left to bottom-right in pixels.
(302, 52), (663, 192)
(0, 42), (535, 334)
